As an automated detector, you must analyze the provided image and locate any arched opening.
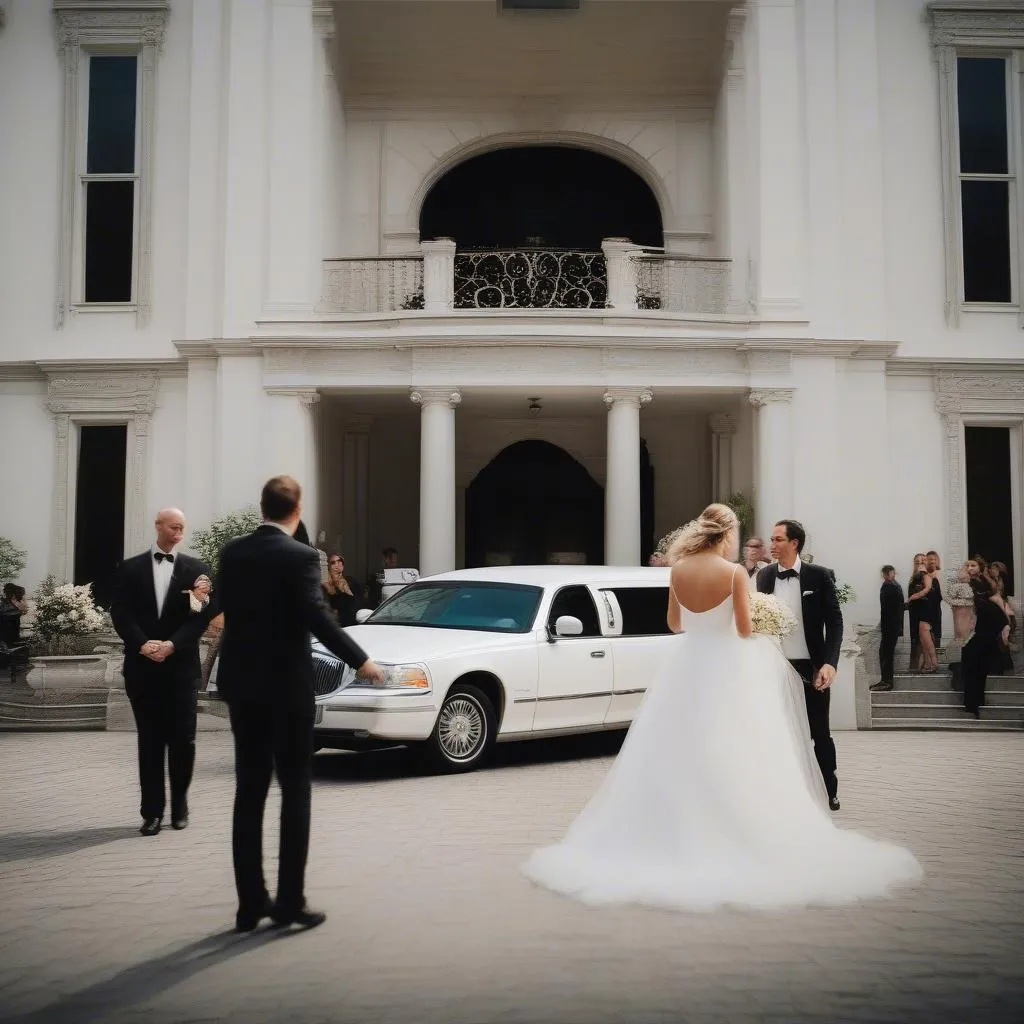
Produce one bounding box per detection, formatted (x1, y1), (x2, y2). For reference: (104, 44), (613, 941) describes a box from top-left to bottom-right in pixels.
(466, 441), (604, 567)
(420, 145), (663, 251)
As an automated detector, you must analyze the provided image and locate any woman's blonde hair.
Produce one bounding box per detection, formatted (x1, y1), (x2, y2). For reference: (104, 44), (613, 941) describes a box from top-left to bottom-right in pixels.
(666, 503), (739, 563)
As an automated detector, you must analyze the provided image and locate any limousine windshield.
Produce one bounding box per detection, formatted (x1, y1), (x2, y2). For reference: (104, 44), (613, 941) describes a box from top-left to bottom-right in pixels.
(366, 581), (543, 633)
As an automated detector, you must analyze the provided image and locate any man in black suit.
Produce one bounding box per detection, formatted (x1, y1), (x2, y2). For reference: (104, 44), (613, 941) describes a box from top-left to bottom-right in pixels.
(111, 508), (218, 835)
(757, 519), (844, 810)
(871, 566), (905, 693)
(217, 475), (384, 933)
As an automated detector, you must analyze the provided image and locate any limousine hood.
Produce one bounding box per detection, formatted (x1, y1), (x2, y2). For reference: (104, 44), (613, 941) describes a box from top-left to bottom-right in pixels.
(342, 624), (526, 664)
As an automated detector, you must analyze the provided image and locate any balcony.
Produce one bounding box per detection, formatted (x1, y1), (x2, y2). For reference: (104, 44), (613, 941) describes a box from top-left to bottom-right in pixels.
(320, 239), (732, 318)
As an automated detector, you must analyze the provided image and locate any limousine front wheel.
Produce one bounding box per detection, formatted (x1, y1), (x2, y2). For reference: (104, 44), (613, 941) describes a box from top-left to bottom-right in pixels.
(422, 684), (495, 773)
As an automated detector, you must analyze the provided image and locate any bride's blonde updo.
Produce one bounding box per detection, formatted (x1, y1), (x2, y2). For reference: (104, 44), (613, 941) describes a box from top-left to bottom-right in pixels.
(666, 503), (739, 563)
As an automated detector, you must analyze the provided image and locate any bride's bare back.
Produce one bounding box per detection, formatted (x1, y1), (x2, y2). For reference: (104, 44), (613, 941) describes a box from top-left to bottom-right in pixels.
(667, 553), (752, 636)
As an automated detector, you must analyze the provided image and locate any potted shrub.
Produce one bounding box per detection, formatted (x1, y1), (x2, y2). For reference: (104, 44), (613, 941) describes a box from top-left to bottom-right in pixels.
(26, 577), (111, 690)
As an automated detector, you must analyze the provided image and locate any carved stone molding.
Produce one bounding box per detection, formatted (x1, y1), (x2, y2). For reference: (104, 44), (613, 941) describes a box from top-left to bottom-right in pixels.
(410, 388), (462, 409)
(708, 413), (737, 435)
(53, 1), (169, 328)
(725, 7), (746, 73)
(748, 388), (794, 407)
(46, 369), (159, 414)
(934, 374), (968, 569)
(603, 387), (653, 409)
(928, 2), (1024, 47)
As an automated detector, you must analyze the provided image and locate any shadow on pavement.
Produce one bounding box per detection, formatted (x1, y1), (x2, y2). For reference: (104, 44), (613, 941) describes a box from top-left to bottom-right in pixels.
(4, 927), (293, 1024)
(312, 728), (626, 783)
(0, 826), (137, 864)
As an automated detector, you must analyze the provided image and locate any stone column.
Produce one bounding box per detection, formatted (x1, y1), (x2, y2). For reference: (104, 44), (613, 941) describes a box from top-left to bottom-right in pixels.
(709, 413), (737, 502)
(340, 417), (371, 581)
(421, 239), (457, 312)
(749, 388), (794, 539)
(935, 375), (966, 569)
(266, 388), (321, 538)
(604, 388), (653, 565)
(601, 238), (640, 311)
(411, 388), (462, 576)
(722, 9), (751, 312)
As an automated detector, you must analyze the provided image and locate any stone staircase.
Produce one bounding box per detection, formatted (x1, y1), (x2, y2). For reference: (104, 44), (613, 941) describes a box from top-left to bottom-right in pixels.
(0, 684), (109, 730)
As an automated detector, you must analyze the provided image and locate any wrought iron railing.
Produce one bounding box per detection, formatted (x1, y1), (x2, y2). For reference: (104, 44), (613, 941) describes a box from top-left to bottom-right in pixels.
(454, 249), (607, 309)
(321, 257), (425, 313)
(632, 253), (730, 315)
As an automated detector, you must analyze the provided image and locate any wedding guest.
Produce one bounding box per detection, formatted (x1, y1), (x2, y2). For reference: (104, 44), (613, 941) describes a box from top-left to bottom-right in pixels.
(368, 546), (400, 606)
(906, 553), (930, 672)
(0, 583), (27, 646)
(925, 551), (944, 646)
(945, 562), (976, 642)
(322, 554), (364, 627)
(987, 561), (1016, 673)
(110, 509), (218, 835)
(961, 575), (1010, 719)
(742, 536), (769, 577)
(871, 566), (904, 692)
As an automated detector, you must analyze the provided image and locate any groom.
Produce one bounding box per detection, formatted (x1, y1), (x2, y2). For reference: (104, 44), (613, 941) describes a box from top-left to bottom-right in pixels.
(757, 519), (843, 811)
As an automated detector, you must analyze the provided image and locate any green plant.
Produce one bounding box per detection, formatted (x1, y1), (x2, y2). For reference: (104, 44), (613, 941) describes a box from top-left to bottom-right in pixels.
(189, 507), (263, 577)
(725, 492), (755, 544)
(835, 582), (855, 606)
(0, 536), (27, 585)
(30, 576), (108, 655)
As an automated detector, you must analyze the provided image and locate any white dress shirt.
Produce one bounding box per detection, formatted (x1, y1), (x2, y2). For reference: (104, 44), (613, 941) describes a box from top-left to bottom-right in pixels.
(151, 545), (176, 618)
(773, 557), (811, 661)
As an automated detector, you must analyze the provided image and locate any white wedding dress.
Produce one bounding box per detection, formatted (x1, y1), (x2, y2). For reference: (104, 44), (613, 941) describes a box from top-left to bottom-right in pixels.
(522, 591), (923, 911)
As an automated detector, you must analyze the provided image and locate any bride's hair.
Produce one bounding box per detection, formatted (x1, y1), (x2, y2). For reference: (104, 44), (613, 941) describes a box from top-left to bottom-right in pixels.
(667, 503), (739, 563)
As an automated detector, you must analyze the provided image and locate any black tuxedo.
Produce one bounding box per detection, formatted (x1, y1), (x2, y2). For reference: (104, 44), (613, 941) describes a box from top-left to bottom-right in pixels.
(216, 525), (370, 918)
(110, 550), (218, 821)
(756, 560), (844, 800)
(879, 579), (905, 686)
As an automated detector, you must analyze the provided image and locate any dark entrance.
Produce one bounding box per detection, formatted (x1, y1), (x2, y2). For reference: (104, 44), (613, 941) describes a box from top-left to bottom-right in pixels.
(965, 425), (1016, 594)
(420, 145), (663, 251)
(73, 424), (128, 608)
(466, 441), (604, 566)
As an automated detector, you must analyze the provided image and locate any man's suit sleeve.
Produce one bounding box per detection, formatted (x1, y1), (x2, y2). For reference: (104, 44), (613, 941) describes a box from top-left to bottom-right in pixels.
(299, 548), (369, 669)
(110, 558), (147, 652)
(754, 565), (772, 594)
(168, 557), (220, 650)
(820, 565), (843, 668)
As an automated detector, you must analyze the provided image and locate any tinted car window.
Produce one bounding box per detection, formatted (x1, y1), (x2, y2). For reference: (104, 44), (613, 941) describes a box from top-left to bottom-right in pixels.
(547, 586), (601, 637)
(607, 587), (671, 636)
(368, 582), (542, 633)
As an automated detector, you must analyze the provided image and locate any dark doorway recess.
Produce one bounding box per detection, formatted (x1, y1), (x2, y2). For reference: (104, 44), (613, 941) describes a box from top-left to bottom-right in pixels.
(466, 441), (604, 567)
(420, 145), (663, 251)
(74, 424), (127, 608)
(965, 425), (1015, 595)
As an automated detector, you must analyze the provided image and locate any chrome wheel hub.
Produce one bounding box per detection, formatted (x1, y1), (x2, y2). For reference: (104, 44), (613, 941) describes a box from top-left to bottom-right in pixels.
(438, 697), (485, 762)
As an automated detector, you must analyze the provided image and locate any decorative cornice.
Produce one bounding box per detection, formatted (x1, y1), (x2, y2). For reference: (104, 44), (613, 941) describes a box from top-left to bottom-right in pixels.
(934, 368), (1024, 407)
(410, 388), (462, 408)
(928, 1), (1024, 47)
(44, 367), (159, 415)
(53, 2), (169, 53)
(748, 388), (794, 407)
(603, 387), (653, 408)
(708, 413), (737, 435)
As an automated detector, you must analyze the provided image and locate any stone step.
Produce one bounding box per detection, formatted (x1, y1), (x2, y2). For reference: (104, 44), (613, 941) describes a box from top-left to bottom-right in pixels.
(871, 717), (1024, 732)
(894, 673), (1024, 691)
(872, 688), (1024, 707)
(0, 696), (107, 729)
(872, 702), (1024, 723)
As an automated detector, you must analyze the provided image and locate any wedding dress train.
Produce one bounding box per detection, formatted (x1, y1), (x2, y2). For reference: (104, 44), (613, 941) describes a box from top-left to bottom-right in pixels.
(522, 594), (923, 911)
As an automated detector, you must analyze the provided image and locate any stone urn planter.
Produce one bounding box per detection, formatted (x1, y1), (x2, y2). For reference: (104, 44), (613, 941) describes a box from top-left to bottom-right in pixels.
(26, 654), (109, 691)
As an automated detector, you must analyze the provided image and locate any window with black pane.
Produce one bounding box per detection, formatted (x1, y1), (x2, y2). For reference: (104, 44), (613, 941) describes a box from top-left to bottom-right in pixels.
(82, 55), (138, 303)
(956, 56), (1013, 304)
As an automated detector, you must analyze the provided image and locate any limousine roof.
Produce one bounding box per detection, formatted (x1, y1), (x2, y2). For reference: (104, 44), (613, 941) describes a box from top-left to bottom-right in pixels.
(422, 566), (671, 587)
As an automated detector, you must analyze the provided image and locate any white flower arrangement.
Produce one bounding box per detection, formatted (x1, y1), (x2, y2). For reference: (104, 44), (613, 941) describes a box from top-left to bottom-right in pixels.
(31, 576), (108, 654)
(749, 593), (798, 640)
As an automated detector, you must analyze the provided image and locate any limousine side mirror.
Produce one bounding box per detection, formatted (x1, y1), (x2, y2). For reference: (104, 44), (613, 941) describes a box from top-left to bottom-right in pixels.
(552, 615), (584, 639)
(355, 608), (373, 624)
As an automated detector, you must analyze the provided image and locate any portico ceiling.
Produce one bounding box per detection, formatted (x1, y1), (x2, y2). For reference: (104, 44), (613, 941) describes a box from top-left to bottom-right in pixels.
(331, 0), (741, 111)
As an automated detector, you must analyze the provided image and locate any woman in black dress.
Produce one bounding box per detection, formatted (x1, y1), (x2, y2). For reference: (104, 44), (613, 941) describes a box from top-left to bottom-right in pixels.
(906, 553), (936, 672)
(961, 576), (1010, 719)
(322, 554), (364, 627)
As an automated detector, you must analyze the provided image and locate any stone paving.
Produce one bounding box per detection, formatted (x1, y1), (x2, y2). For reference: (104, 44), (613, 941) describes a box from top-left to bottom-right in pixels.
(0, 727), (1021, 1024)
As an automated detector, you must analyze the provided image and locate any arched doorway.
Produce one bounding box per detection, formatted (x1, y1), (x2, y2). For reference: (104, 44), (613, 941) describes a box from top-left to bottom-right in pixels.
(420, 145), (663, 251)
(466, 441), (604, 567)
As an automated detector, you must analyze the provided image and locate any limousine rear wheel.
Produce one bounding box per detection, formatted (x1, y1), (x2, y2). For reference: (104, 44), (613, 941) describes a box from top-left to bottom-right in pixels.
(422, 683), (496, 773)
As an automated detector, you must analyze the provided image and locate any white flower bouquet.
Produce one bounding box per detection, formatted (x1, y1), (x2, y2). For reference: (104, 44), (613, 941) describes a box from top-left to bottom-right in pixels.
(749, 593), (798, 641)
(31, 576), (108, 654)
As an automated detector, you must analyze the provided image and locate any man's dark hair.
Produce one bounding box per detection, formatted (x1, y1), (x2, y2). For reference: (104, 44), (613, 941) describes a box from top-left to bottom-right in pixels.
(382, 547), (398, 558)
(926, 550), (939, 558)
(774, 519), (806, 553)
(3, 583), (25, 601)
(970, 575), (995, 599)
(881, 565), (895, 575)
(261, 475), (301, 522)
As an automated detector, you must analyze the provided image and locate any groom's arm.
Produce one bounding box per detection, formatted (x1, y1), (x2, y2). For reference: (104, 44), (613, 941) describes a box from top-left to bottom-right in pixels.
(820, 567), (843, 669)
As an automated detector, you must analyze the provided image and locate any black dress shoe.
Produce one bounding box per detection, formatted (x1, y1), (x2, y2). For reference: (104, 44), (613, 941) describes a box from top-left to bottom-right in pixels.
(829, 797), (841, 812)
(270, 904), (327, 931)
(869, 681), (893, 692)
(139, 818), (162, 836)
(235, 897), (273, 933)
(171, 813), (189, 830)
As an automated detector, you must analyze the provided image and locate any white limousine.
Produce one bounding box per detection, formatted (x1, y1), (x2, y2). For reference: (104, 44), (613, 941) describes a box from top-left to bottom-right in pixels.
(312, 566), (675, 772)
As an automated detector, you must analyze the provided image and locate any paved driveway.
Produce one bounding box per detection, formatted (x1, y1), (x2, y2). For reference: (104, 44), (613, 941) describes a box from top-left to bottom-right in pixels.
(0, 728), (1021, 1024)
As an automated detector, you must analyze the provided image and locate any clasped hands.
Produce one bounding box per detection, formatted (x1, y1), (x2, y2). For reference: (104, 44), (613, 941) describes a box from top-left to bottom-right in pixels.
(813, 664), (836, 691)
(140, 639), (175, 662)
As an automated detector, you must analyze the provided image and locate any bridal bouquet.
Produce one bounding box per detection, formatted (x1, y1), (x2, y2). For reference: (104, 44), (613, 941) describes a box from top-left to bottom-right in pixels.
(749, 593), (798, 640)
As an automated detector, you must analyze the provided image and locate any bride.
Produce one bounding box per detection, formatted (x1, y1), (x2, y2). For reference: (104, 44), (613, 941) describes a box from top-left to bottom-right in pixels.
(522, 504), (922, 911)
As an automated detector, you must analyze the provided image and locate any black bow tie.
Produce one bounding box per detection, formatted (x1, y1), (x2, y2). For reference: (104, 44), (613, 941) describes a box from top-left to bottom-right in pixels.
(777, 568), (798, 580)
(154, 551), (174, 564)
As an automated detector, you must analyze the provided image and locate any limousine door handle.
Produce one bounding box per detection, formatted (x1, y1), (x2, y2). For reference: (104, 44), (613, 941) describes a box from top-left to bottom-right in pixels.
(590, 650), (606, 658)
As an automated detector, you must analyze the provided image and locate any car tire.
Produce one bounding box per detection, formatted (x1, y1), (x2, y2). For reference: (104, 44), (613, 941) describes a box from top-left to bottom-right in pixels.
(420, 683), (496, 774)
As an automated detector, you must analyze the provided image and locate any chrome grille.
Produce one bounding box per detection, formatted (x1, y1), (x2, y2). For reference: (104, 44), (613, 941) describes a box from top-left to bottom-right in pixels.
(311, 645), (346, 698)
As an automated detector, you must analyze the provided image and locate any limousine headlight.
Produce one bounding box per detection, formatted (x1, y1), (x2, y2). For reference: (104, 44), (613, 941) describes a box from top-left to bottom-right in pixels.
(376, 663), (431, 690)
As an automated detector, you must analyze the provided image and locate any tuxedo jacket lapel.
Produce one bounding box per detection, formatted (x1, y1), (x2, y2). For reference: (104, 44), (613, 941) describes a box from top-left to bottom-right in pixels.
(135, 552), (160, 623)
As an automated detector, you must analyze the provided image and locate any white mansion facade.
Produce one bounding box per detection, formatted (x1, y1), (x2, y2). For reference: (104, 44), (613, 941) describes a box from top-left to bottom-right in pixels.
(0, 0), (1022, 625)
